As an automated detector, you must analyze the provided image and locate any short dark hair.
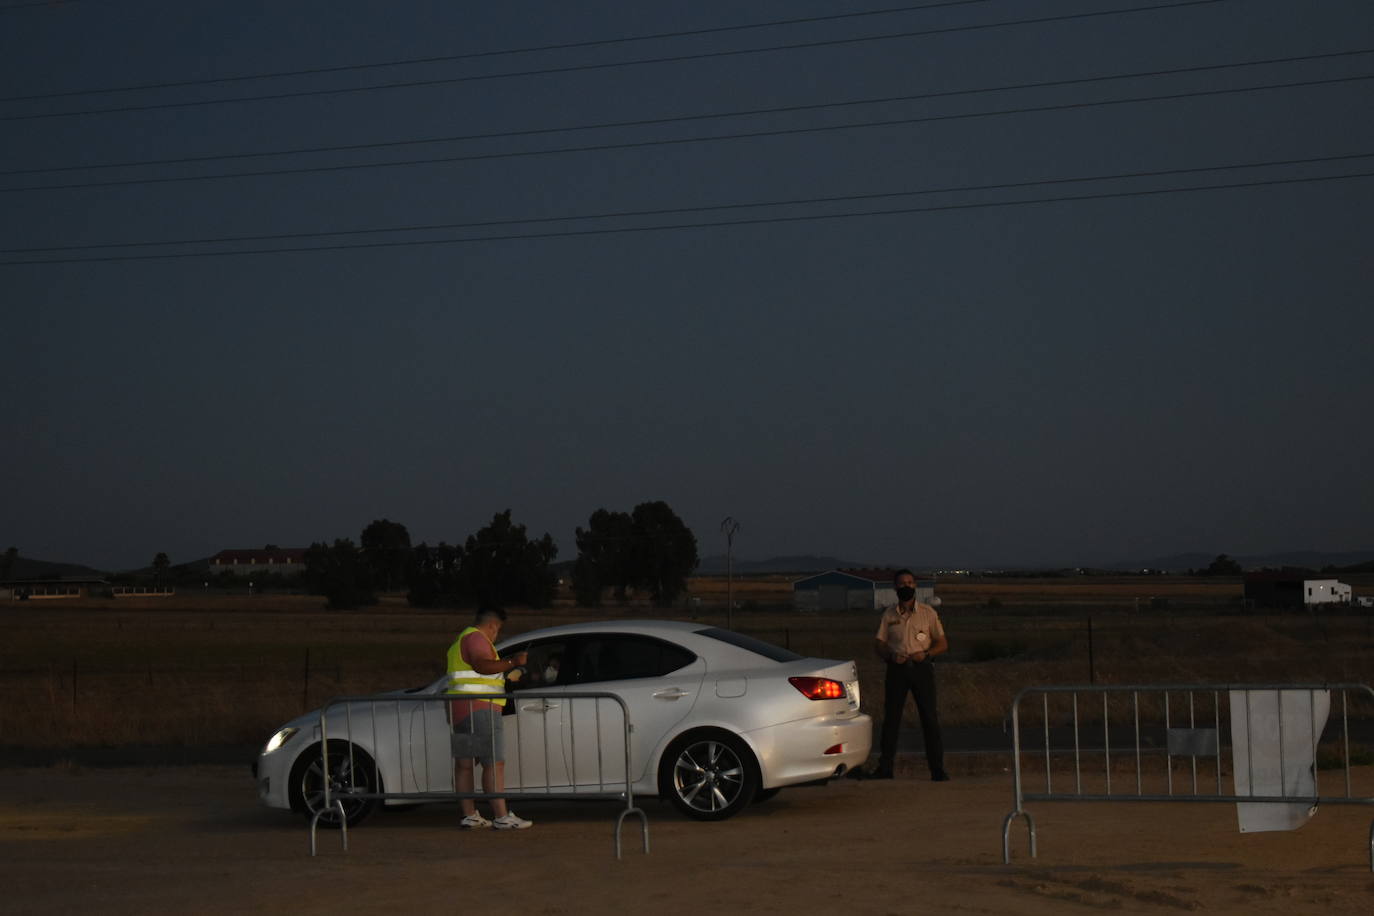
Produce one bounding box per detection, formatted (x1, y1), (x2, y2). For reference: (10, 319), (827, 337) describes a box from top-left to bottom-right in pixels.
(475, 607), (507, 624)
(893, 568), (915, 586)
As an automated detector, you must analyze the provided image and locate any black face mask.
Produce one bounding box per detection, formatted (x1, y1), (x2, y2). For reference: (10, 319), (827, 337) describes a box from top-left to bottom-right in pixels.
(895, 586), (916, 602)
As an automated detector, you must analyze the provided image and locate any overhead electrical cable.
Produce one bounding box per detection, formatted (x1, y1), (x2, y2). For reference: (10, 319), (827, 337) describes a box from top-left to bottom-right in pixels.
(4, 168), (1370, 266)
(4, 72), (1369, 193)
(0, 0), (91, 11)
(5, 152), (1369, 255)
(2, 1), (997, 99)
(1, 0), (1234, 120)
(6, 47), (1368, 179)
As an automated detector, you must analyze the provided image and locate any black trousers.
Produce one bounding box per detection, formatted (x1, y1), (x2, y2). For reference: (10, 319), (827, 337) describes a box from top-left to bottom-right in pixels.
(879, 659), (944, 775)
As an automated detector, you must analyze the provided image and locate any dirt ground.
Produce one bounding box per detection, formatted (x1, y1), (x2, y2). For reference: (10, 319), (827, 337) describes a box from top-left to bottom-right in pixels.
(3, 762), (1373, 915)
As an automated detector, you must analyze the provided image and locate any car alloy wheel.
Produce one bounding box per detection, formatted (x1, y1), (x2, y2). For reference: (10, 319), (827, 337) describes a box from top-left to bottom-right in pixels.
(661, 731), (757, 821)
(291, 740), (379, 828)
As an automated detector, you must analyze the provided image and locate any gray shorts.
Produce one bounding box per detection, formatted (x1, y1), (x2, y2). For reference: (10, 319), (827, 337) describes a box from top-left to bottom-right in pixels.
(451, 707), (503, 765)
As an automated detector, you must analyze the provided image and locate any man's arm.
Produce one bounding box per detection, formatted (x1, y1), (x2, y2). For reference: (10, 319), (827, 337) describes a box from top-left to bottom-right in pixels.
(875, 638), (908, 665)
(469, 652), (527, 675)
(463, 633), (527, 675)
(922, 633), (948, 661)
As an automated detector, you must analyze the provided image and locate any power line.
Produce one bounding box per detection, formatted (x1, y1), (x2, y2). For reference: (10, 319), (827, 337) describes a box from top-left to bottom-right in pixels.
(2, 0), (1234, 121)
(5, 152), (1369, 255)
(4, 167), (1369, 266)
(1, 1), (996, 100)
(6, 72), (1369, 194)
(7, 48), (1368, 179)
(0, 0), (91, 12)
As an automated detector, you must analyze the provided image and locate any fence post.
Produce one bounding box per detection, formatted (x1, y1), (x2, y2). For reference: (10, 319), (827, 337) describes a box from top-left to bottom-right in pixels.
(303, 648), (311, 708)
(1087, 617), (1095, 685)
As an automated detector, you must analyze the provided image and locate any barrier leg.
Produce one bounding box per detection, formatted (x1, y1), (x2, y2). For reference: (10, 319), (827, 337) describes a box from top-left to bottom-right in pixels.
(614, 807), (650, 859)
(309, 800), (349, 857)
(1002, 809), (1036, 865)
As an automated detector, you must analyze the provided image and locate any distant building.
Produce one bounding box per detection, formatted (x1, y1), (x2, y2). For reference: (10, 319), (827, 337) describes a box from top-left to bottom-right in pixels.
(1243, 573), (1352, 608)
(2, 577), (109, 599)
(792, 568), (937, 611)
(209, 548), (308, 577)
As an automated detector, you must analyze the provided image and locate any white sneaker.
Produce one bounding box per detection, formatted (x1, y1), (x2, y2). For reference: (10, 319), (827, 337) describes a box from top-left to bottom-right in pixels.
(460, 813), (491, 829)
(492, 811), (532, 830)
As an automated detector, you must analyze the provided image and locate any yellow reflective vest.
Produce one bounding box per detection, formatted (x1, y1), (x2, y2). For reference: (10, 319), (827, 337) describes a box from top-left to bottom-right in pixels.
(445, 626), (506, 707)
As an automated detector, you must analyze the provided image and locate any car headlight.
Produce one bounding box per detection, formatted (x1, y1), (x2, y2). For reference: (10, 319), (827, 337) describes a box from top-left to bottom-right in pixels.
(262, 727), (299, 755)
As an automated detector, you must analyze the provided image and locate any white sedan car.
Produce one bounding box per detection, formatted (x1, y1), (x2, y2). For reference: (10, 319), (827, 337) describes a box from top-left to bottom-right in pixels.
(254, 620), (871, 823)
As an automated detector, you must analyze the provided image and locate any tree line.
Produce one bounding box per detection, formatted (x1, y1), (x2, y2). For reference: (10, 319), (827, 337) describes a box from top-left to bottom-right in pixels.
(136, 501), (698, 611)
(310, 501), (697, 610)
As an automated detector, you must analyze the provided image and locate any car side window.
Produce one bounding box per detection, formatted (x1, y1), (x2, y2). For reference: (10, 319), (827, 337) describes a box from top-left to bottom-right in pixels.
(503, 639), (571, 692)
(570, 635), (696, 684)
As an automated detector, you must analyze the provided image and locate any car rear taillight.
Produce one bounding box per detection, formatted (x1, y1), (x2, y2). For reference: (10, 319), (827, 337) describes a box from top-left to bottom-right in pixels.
(789, 676), (845, 700)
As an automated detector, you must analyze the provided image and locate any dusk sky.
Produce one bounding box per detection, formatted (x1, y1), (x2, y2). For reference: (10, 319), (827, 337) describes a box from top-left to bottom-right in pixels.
(4, 0), (1371, 573)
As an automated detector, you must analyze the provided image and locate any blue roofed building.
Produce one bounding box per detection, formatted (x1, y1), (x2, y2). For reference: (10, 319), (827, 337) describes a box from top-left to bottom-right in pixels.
(792, 568), (937, 611)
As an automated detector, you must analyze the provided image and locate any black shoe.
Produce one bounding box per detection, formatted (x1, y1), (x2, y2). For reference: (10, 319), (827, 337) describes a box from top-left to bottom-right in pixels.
(931, 770), (950, 782)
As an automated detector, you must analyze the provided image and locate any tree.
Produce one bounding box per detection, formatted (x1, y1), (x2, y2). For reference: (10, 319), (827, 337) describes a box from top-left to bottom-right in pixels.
(360, 519), (412, 592)
(1204, 554), (1243, 576)
(461, 510), (557, 608)
(1, 547), (16, 582)
(572, 509), (635, 607)
(628, 501), (698, 607)
(151, 552), (170, 585)
(407, 541), (462, 608)
(303, 539), (376, 609)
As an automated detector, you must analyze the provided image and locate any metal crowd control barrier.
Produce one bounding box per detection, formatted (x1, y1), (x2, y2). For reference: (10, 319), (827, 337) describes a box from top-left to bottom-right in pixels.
(1002, 683), (1374, 870)
(308, 690), (649, 858)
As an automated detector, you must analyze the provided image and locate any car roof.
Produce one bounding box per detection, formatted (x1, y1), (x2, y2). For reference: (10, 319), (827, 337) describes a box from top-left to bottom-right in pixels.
(498, 619), (705, 646)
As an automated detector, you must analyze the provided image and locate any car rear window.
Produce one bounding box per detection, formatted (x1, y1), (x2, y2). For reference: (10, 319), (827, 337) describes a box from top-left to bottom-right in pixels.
(694, 628), (802, 662)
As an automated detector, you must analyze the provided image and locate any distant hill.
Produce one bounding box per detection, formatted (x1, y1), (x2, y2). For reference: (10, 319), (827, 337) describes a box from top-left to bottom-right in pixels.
(2, 554), (110, 580)
(695, 555), (860, 575)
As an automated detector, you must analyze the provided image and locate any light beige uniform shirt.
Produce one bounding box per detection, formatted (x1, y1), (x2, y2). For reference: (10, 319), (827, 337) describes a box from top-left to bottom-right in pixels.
(876, 602), (945, 658)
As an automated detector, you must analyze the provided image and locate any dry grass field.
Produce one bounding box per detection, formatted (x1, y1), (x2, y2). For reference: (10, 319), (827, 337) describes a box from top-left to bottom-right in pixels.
(686, 573), (1250, 607)
(3, 576), (1373, 752)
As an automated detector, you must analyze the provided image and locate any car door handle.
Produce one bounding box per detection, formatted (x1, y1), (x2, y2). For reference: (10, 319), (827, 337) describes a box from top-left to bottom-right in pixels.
(653, 688), (690, 700)
(519, 701), (560, 712)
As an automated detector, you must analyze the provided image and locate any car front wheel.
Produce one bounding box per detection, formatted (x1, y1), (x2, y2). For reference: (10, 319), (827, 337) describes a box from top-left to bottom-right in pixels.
(289, 740), (379, 828)
(659, 730), (758, 821)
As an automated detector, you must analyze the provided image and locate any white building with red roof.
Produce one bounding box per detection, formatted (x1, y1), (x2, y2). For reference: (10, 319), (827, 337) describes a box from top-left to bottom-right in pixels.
(209, 548), (308, 576)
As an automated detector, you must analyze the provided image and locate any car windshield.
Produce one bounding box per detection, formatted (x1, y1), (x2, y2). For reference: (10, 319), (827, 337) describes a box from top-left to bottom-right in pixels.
(694, 627), (802, 662)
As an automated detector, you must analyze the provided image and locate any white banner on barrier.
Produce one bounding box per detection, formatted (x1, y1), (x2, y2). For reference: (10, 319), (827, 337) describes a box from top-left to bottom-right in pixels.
(1229, 689), (1329, 833)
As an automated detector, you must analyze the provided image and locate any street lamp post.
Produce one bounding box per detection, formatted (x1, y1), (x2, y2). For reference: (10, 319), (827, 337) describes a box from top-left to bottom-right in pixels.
(720, 517), (740, 631)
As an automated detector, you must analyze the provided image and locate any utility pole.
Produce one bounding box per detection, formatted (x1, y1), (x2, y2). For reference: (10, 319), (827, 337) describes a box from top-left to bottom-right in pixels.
(720, 517), (740, 630)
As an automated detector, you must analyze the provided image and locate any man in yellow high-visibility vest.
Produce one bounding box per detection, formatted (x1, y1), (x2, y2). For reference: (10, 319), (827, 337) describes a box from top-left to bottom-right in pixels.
(447, 607), (531, 829)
